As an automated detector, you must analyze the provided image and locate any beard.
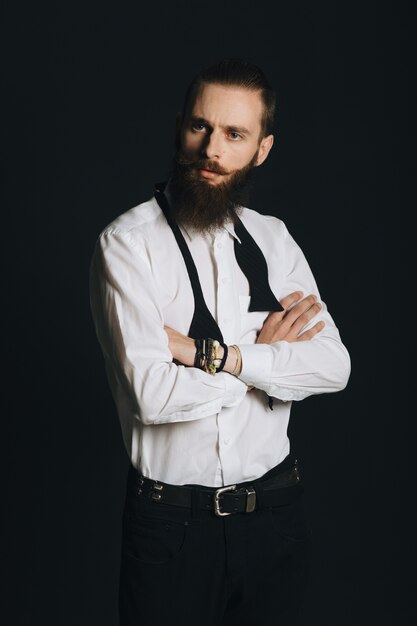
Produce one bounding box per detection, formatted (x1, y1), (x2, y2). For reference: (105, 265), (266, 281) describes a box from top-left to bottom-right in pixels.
(168, 149), (258, 234)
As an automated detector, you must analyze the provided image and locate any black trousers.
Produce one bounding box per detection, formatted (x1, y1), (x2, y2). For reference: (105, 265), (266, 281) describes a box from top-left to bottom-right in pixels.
(118, 456), (311, 626)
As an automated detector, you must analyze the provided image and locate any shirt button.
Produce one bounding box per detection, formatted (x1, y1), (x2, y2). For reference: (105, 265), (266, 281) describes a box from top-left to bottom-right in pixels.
(221, 277), (229, 284)
(216, 242), (223, 250)
(224, 439), (229, 445)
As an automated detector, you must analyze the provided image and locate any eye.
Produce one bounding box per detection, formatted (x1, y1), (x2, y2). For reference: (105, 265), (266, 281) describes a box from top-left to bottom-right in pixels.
(191, 122), (207, 132)
(228, 131), (242, 141)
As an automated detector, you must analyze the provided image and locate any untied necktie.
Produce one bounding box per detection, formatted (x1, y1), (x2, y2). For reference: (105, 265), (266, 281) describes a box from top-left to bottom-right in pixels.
(154, 183), (283, 410)
(154, 181), (283, 343)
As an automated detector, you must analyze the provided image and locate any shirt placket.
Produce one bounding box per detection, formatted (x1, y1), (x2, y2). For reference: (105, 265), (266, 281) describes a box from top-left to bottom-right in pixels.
(213, 231), (240, 485)
(213, 232), (235, 344)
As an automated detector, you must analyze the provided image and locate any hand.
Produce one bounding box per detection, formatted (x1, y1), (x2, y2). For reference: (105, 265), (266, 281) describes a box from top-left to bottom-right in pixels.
(164, 326), (196, 366)
(256, 291), (325, 344)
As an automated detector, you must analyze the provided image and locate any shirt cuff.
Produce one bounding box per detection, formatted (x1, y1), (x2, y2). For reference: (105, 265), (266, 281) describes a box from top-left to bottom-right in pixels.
(238, 343), (273, 387)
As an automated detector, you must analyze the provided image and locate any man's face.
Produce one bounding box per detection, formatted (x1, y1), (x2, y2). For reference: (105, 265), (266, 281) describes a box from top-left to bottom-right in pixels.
(178, 83), (273, 185)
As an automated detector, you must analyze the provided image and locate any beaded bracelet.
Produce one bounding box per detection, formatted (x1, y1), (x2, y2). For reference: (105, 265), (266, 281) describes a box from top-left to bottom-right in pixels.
(215, 342), (228, 373)
(194, 338), (228, 375)
(205, 338), (216, 374)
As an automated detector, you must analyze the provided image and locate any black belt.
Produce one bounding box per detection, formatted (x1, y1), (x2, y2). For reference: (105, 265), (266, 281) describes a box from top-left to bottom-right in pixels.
(128, 459), (302, 517)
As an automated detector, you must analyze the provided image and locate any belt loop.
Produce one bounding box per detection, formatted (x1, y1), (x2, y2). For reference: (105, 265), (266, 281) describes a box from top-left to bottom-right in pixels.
(191, 486), (200, 520)
(251, 478), (265, 510)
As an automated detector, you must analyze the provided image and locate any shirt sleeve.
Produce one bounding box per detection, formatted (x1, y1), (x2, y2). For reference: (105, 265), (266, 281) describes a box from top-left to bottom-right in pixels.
(237, 221), (351, 401)
(89, 229), (247, 426)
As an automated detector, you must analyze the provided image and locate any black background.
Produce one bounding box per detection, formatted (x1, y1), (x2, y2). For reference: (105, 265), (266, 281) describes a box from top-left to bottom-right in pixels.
(2, 1), (415, 625)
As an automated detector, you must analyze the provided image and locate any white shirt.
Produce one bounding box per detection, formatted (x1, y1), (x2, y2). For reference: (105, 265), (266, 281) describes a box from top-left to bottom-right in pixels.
(89, 189), (351, 486)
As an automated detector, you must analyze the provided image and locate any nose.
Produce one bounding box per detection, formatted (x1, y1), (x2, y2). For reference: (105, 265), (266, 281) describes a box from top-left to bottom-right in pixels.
(200, 130), (223, 160)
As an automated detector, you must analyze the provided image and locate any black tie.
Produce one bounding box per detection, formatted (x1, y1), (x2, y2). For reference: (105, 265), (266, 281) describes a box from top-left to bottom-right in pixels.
(154, 184), (224, 342)
(154, 182), (283, 334)
(154, 182), (280, 410)
(234, 218), (283, 312)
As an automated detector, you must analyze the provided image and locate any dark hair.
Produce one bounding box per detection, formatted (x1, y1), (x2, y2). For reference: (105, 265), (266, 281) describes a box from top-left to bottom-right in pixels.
(182, 58), (276, 137)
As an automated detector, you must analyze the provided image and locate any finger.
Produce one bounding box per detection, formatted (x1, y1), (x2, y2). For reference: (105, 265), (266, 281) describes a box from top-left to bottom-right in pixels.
(264, 291), (304, 323)
(296, 321), (325, 342)
(284, 295), (319, 326)
(263, 294), (314, 337)
(280, 290), (304, 311)
(289, 303), (322, 339)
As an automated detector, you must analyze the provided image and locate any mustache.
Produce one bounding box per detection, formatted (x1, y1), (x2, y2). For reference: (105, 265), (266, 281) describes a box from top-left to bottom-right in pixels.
(175, 153), (230, 176)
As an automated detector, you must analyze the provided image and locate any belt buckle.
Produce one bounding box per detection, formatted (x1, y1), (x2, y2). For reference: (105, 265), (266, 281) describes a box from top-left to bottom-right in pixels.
(214, 484), (237, 516)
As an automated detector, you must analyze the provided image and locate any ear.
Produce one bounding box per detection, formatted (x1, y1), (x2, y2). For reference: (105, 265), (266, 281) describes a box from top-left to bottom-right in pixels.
(255, 134), (274, 166)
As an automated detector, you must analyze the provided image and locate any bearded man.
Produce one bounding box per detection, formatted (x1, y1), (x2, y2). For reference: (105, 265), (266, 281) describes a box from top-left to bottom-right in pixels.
(89, 58), (350, 626)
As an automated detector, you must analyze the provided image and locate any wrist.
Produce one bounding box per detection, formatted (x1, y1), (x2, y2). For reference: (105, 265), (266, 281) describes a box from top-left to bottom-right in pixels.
(223, 345), (242, 377)
(194, 339), (228, 374)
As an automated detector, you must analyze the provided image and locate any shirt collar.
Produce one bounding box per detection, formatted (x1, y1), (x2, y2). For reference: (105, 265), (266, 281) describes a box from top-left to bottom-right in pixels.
(163, 179), (242, 244)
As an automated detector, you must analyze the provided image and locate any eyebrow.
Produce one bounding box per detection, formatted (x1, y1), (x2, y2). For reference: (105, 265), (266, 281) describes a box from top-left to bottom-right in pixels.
(190, 116), (252, 136)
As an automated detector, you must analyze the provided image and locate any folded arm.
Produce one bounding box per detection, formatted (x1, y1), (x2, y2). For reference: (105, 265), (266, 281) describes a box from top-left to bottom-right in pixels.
(238, 224), (351, 400)
(166, 223), (350, 402)
(89, 230), (247, 426)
